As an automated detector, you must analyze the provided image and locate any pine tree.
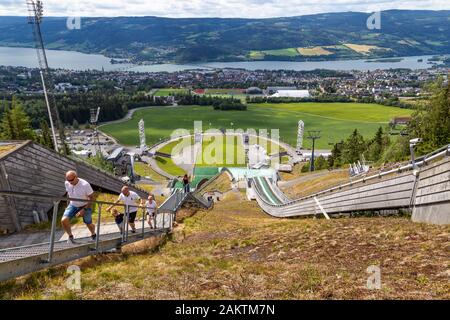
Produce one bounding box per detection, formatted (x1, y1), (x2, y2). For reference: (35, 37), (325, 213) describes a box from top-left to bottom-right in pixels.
(328, 141), (343, 168)
(39, 120), (54, 149)
(72, 119), (79, 130)
(342, 129), (366, 164)
(0, 105), (14, 140)
(367, 127), (384, 162)
(0, 97), (35, 140)
(410, 79), (450, 154)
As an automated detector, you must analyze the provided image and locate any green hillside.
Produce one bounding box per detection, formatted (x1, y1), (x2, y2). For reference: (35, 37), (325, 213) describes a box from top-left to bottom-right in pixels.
(1, 10), (449, 63)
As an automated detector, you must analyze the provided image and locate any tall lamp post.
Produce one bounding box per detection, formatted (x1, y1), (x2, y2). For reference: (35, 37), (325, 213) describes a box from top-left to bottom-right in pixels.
(90, 107), (101, 156)
(27, 0), (67, 154)
(307, 131), (321, 172)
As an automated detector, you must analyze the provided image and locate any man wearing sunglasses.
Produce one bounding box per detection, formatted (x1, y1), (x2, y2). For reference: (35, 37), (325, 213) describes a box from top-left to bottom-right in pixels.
(62, 170), (96, 244)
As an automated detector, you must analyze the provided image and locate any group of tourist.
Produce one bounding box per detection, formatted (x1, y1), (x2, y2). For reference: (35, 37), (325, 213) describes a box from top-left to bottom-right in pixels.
(63, 170), (158, 245)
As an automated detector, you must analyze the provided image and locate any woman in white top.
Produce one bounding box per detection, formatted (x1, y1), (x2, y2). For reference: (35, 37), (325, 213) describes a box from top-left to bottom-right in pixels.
(145, 195), (158, 229)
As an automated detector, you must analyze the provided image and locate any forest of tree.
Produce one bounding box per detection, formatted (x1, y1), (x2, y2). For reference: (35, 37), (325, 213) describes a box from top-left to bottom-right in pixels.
(174, 93), (246, 110)
(321, 78), (450, 171)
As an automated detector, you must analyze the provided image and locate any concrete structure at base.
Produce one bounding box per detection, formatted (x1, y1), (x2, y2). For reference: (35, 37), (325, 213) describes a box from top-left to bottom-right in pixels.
(297, 120), (304, 152)
(249, 144), (450, 225)
(0, 141), (148, 234)
(270, 90), (310, 98)
(412, 156), (450, 225)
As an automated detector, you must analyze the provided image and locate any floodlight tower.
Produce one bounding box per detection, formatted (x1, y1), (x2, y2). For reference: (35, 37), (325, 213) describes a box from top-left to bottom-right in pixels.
(27, 0), (68, 154)
(307, 130), (321, 172)
(90, 107), (101, 155)
(297, 120), (305, 153)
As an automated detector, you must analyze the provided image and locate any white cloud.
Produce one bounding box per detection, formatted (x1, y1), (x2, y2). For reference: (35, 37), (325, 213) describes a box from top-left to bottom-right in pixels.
(0, 0), (449, 18)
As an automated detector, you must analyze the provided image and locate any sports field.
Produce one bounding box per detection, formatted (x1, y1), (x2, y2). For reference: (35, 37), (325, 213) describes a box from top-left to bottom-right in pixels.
(153, 88), (189, 96)
(196, 135), (246, 168)
(100, 103), (413, 149)
(156, 134), (284, 175)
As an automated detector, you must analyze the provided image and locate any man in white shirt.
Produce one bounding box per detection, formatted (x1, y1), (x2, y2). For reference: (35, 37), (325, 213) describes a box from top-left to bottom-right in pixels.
(106, 186), (142, 233)
(145, 195), (158, 229)
(62, 170), (96, 244)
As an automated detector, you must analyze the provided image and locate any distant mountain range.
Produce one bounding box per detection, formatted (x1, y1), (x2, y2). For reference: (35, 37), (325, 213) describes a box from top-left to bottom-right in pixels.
(0, 10), (449, 63)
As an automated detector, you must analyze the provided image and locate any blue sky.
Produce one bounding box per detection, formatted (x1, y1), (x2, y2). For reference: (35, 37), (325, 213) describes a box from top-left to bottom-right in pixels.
(1, 0), (449, 18)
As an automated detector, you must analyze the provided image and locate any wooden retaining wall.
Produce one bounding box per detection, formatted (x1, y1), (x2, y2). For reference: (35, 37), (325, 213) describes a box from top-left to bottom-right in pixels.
(412, 157), (450, 225)
(254, 170), (417, 218)
(0, 141), (148, 233)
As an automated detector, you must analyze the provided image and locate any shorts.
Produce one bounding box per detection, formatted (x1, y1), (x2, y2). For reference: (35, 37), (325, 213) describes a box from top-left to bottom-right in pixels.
(63, 205), (93, 225)
(115, 213), (124, 225)
(146, 211), (156, 218)
(127, 211), (138, 223)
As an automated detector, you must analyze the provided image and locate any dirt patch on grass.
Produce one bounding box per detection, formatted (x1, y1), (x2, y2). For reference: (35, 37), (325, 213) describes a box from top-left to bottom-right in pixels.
(343, 43), (381, 54)
(298, 46), (334, 56)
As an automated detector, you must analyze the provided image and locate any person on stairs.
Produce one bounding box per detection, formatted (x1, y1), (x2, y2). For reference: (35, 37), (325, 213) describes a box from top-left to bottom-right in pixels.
(145, 194), (158, 229)
(106, 186), (143, 234)
(182, 174), (190, 193)
(62, 170), (96, 245)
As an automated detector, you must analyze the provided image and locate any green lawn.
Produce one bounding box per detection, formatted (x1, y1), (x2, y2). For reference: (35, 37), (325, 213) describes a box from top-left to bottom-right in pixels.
(134, 162), (167, 183)
(196, 135), (246, 167)
(100, 103), (413, 149)
(202, 94), (248, 103)
(153, 88), (189, 97)
(157, 139), (189, 154)
(155, 156), (186, 177)
(250, 48), (300, 58)
(154, 134), (285, 174)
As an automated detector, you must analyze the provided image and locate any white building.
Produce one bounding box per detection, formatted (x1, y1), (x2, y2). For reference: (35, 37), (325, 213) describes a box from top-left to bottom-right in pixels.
(248, 145), (270, 169)
(270, 90), (310, 98)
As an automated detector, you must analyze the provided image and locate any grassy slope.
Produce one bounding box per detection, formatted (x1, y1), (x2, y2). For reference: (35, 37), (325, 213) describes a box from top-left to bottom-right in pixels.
(3, 192), (449, 300)
(134, 162), (168, 183)
(281, 170), (350, 198)
(100, 103), (412, 149)
(200, 172), (233, 194)
(153, 139), (188, 176)
(155, 156), (186, 177)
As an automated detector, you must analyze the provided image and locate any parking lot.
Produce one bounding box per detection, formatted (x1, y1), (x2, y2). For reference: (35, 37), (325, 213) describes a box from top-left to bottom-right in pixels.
(61, 129), (119, 157)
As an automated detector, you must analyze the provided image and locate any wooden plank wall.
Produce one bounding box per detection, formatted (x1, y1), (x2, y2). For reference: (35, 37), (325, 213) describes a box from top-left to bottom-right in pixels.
(412, 157), (450, 225)
(255, 170), (417, 218)
(316, 172), (416, 214)
(0, 142), (148, 232)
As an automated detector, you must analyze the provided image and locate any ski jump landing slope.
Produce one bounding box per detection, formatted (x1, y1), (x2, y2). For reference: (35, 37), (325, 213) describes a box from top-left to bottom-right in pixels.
(250, 144), (450, 225)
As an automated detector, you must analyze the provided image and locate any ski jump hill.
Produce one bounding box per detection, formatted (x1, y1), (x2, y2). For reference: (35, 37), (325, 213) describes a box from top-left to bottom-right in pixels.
(248, 144), (450, 225)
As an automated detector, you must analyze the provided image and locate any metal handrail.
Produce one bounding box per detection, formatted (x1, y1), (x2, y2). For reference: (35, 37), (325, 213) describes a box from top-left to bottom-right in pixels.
(0, 190), (174, 263)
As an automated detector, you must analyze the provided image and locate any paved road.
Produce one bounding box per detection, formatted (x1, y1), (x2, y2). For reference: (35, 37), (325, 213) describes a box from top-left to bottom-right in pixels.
(142, 155), (177, 180)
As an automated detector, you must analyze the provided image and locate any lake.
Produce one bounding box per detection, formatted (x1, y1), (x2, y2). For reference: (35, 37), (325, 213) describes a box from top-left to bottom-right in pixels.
(0, 46), (444, 72)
